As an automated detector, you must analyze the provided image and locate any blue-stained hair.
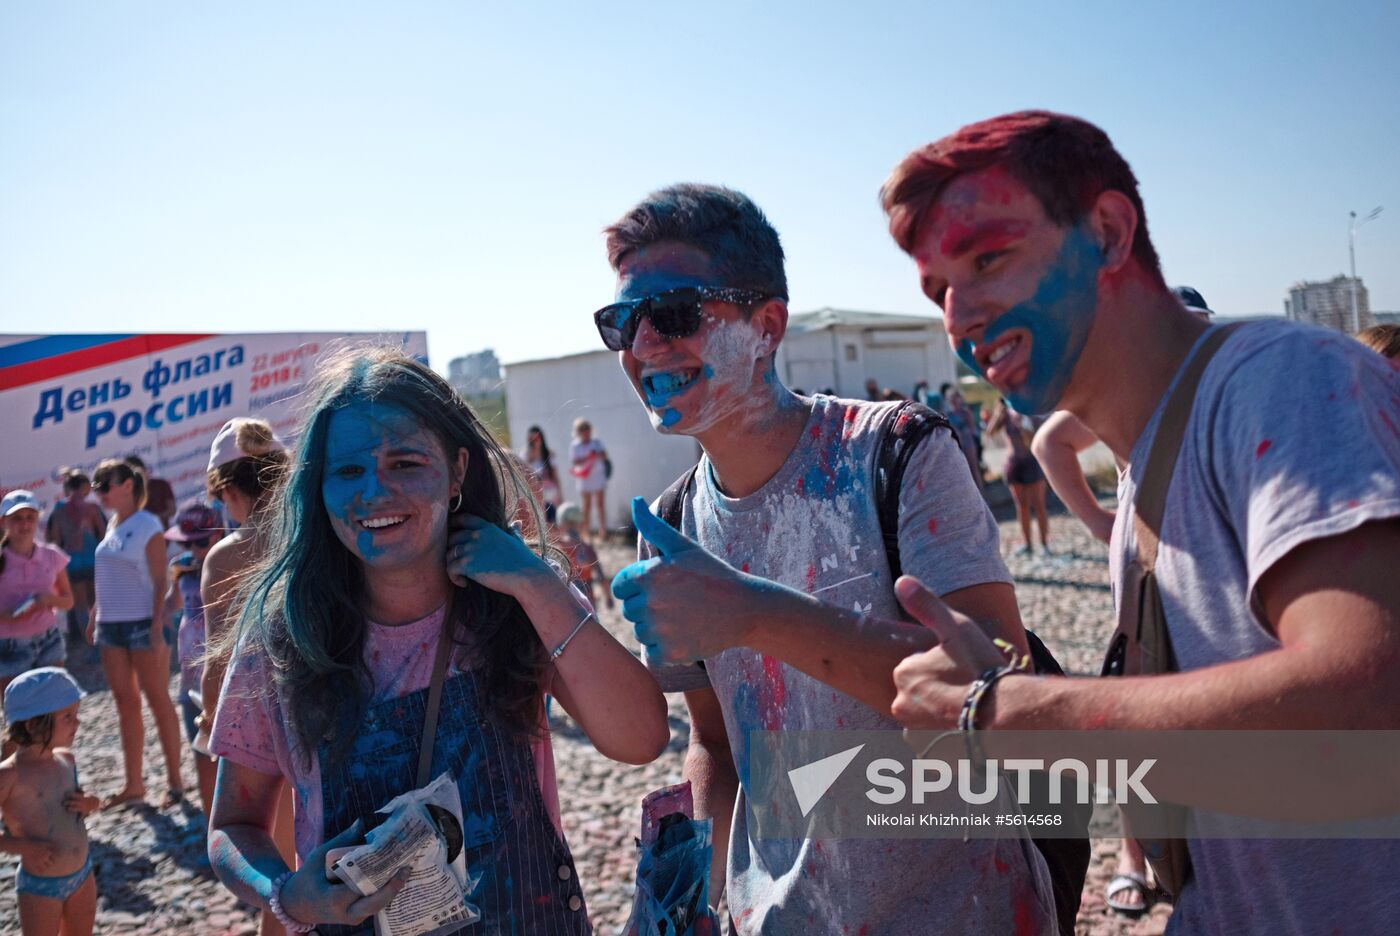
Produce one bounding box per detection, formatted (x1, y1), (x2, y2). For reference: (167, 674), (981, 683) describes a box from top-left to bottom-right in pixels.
(229, 345), (553, 766)
(604, 183), (788, 300)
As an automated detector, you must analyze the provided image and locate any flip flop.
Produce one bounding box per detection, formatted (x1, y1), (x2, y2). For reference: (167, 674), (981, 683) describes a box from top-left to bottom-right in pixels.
(101, 789), (147, 811)
(160, 788), (187, 810)
(1106, 871), (1153, 919)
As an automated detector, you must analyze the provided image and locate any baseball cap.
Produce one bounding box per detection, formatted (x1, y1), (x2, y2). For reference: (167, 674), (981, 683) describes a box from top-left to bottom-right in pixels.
(166, 504), (221, 542)
(1172, 286), (1215, 317)
(1, 489), (40, 517)
(3, 667), (86, 723)
(208, 418), (286, 473)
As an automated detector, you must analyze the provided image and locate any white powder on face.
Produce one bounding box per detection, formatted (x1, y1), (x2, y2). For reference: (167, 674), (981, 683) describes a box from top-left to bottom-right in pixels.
(682, 316), (772, 436)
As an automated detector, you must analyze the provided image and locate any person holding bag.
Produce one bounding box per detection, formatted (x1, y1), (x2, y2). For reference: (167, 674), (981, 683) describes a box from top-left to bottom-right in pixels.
(206, 346), (667, 935)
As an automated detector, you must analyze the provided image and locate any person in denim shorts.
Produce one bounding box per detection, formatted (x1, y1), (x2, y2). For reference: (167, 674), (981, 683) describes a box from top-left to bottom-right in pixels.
(1, 490), (75, 716)
(91, 459), (185, 810)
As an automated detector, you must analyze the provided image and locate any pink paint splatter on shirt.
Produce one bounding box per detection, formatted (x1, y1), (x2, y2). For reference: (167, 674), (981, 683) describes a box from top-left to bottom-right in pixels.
(927, 517), (938, 536)
(1255, 439), (1272, 459)
(763, 656), (786, 701)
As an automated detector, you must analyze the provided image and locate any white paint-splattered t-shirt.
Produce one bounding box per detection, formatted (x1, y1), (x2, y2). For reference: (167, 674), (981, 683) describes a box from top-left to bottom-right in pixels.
(645, 395), (1056, 935)
(1111, 321), (1400, 936)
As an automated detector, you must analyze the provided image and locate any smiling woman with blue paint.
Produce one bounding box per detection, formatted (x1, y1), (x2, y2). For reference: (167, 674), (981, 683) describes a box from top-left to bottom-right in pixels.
(205, 346), (668, 935)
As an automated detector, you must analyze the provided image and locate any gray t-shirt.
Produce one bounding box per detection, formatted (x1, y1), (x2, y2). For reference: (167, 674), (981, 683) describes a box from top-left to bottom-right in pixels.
(645, 395), (1056, 935)
(1112, 321), (1400, 935)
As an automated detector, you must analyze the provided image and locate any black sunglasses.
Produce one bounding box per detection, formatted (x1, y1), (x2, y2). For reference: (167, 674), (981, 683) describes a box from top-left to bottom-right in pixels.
(593, 286), (773, 352)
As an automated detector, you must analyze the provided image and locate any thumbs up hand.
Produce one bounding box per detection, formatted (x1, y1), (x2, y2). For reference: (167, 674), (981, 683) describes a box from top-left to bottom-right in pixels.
(890, 575), (1016, 729)
(612, 496), (781, 665)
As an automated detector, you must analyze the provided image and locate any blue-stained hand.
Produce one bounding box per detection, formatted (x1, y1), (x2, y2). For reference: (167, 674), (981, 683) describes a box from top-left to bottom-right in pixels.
(446, 513), (552, 597)
(612, 496), (782, 665)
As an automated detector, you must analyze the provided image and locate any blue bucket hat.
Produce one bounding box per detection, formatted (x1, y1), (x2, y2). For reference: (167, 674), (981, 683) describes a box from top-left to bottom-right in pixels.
(3, 667), (87, 723)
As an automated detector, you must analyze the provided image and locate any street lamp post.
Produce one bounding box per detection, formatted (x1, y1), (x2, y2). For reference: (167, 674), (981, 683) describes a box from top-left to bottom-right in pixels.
(1349, 206), (1383, 333)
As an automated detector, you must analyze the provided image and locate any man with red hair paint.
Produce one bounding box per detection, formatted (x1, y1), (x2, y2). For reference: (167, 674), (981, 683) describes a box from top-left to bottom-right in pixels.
(881, 111), (1400, 934)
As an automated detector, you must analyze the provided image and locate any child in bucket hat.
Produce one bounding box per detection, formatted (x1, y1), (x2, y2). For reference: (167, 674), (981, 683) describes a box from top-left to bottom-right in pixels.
(1, 666), (99, 934)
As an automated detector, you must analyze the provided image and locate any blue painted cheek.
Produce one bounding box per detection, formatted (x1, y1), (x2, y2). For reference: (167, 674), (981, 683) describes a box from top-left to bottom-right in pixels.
(960, 225), (1102, 415)
(323, 477), (384, 560)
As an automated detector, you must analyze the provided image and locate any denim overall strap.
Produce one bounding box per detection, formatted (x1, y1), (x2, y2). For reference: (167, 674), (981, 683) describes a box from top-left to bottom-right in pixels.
(318, 667), (590, 935)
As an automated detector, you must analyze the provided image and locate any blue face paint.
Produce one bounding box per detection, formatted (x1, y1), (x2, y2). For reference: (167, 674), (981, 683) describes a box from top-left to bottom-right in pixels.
(320, 400), (454, 571)
(956, 224), (1102, 415)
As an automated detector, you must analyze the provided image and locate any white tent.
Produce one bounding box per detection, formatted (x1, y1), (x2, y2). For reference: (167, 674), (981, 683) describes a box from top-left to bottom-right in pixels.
(503, 309), (956, 530)
(781, 308), (956, 399)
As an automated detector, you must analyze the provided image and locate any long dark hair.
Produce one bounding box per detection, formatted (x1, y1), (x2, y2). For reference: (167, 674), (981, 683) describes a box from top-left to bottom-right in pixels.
(526, 425), (555, 479)
(230, 346), (554, 767)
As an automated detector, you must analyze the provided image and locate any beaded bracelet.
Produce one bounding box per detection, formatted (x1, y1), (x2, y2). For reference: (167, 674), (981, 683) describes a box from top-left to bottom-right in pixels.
(269, 871), (315, 934)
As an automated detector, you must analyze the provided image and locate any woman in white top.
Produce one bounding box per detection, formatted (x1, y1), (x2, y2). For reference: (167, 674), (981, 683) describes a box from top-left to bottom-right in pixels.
(91, 458), (185, 809)
(568, 418), (608, 540)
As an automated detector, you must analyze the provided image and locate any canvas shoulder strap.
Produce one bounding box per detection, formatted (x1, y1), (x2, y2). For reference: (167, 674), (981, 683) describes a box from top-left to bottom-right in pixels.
(417, 594), (457, 787)
(1132, 323), (1244, 572)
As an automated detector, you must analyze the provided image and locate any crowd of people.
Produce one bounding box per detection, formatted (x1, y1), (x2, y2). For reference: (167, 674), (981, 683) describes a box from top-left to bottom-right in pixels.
(0, 109), (1397, 936)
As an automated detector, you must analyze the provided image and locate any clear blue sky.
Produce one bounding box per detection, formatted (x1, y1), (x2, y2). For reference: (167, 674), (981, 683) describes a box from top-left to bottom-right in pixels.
(3, 1), (1397, 371)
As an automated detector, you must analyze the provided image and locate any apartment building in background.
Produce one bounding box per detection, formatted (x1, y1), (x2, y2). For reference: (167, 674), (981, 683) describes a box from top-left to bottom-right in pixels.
(1285, 275), (1372, 333)
(447, 348), (502, 397)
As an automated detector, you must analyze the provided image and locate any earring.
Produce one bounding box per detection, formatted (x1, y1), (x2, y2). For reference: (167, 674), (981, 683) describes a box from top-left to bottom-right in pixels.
(450, 491), (463, 513)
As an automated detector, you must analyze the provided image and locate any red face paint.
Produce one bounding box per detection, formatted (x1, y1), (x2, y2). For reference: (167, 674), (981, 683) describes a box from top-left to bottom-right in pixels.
(938, 219), (1031, 259)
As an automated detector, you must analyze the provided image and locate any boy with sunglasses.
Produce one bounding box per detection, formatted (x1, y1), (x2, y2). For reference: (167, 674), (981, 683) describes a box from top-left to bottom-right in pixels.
(601, 184), (1056, 934)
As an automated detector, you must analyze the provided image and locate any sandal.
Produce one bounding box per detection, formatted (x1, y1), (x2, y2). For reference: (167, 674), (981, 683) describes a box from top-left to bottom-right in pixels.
(160, 788), (187, 810)
(1106, 871), (1153, 919)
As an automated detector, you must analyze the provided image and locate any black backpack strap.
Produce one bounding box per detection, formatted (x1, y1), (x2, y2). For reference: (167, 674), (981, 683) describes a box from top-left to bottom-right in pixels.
(873, 401), (955, 580)
(872, 400), (1063, 677)
(653, 462), (701, 547)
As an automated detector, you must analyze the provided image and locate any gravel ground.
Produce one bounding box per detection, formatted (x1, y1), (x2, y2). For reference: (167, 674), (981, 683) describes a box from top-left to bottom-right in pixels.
(0, 504), (1169, 935)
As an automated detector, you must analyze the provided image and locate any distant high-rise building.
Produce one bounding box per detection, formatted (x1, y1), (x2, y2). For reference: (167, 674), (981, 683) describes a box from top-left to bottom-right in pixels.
(1284, 276), (1372, 333)
(448, 349), (502, 397)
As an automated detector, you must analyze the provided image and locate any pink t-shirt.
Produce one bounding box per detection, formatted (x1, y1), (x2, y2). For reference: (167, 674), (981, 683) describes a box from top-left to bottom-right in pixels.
(0, 542), (69, 639)
(209, 605), (562, 861)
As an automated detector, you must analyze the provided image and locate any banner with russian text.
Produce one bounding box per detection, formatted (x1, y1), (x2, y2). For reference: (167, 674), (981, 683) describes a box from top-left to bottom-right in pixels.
(1, 332), (428, 512)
